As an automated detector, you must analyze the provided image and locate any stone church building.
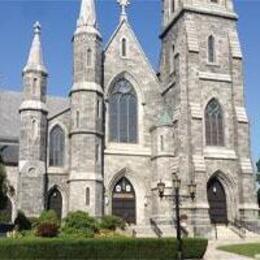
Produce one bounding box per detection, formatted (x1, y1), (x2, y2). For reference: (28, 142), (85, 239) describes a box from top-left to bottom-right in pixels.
(0, 0), (259, 237)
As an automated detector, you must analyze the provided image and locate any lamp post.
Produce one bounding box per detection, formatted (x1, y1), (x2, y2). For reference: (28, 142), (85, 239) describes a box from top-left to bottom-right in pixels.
(157, 176), (196, 260)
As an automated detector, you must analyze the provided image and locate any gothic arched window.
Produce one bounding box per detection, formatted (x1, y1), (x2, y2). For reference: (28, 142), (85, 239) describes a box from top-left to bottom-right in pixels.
(49, 125), (65, 167)
(208, 35), (215, 63)
(205, 99), (224, 146)
(109, 79), (138, 143)
(121, 38), (127, 57)
(87, 48), (92, 67)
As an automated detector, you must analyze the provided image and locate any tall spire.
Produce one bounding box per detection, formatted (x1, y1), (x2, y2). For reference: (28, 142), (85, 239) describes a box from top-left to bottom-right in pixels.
(117, 0), (130, 22)
(24, 22), (47, 74)
(77, 0), (97, 28)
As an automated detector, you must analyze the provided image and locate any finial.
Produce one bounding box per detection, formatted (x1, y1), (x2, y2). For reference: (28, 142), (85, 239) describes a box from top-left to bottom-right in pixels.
(33, 21), (41, 35)
(23, 21), (47, 74)
(117, 0), (130, 22)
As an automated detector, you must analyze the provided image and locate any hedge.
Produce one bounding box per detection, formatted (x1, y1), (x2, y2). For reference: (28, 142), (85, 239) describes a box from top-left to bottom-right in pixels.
(0, 237), (208, 259)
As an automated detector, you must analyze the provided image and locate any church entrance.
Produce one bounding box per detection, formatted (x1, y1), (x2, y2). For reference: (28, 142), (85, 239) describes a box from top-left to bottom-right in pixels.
(0, 197), (12, 223)
(112, 177), (136, 224)
(207, 177), (228, 224)
(47, 187), (62, 220)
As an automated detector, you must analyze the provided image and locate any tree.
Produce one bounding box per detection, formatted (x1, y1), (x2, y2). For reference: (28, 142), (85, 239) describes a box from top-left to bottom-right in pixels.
(0, 154), (8, 210)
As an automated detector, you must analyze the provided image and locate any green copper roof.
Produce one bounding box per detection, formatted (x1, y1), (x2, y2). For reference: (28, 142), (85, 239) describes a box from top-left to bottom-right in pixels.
(158, 110), (172, 126)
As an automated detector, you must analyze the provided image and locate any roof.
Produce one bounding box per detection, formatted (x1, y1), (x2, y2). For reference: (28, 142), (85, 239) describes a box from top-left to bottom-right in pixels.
(158, 110), (172, 126)
(0, 143), (19, 166)
(0, 89), (69, 141)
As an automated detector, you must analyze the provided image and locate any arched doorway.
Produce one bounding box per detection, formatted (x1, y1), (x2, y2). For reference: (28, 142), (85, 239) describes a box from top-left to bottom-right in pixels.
(112, 177), (136, 224)
(207, 177), (228, 224)
(0, 197), (12, 223)
(47, 187), (62, 220)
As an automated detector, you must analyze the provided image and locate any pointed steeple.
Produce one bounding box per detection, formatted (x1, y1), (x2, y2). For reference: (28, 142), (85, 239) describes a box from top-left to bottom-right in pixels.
(77, 0), (97, 28)
(24, 22), (47, 74)
(76, 0), (101, 36)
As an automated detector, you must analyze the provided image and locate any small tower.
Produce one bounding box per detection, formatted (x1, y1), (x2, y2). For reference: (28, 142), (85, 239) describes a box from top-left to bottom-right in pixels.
(150, 111), (175, 224)
(68, 0), (103, 216)
(18, 22), (48, 217)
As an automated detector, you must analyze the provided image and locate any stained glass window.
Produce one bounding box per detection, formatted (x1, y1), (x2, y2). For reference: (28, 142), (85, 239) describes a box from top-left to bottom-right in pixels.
(109, 79), (137, 143)
(49, 125), (65, 166)
(208, 35), (215, 63)
(205, 99), (224, 146)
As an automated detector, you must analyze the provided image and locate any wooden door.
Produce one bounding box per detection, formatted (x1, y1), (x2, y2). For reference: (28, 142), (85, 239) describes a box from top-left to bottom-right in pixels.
(112, 177), (136, 224)
(207, 178), (227, 224)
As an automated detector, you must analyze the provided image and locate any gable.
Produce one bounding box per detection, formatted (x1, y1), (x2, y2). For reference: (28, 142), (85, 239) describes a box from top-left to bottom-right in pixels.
(104, 20), (160, 89)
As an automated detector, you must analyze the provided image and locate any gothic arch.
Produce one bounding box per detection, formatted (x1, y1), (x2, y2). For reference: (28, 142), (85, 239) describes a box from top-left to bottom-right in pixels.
(106, 167), (146, 225)
(47, 185), (65, 219)
(204, 98), (224, 146)
(105, 71), (145, 104)
(207, 170), (237, 222)
(105, 72), (145, 145)
(48, 122), (68, 169)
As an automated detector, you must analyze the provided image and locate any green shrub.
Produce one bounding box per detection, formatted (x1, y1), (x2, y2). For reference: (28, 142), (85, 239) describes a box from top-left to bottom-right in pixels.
(14, 211), (31, 231)
(99, 215), (125, 231)
(61, 211), (98, 238)
(38, 210), (59, 226)
(28, 217), (39, 229)
(36, 223), (59, 238)
(0, 237), (208, 259)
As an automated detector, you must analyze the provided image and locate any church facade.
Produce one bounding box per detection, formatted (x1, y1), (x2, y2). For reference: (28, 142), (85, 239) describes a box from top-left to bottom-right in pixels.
(0, 0), (259, 237)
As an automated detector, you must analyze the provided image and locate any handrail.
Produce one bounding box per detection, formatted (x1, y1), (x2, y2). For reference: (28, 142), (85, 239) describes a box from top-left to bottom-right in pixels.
(150, 218), (163, 238)
(229, 220), (246, 239)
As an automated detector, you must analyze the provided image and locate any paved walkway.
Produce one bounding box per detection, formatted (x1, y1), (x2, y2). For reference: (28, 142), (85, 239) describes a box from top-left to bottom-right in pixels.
(204, 239), (260, 260)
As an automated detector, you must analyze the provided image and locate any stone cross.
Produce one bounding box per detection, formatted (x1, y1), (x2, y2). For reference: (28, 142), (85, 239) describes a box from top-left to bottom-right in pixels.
(117, 0), (130, 21)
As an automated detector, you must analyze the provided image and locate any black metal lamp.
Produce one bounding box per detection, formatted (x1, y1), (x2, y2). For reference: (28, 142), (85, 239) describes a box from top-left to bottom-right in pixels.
(157, 179), (165, 198)
(188, 182), (196, 201)
(173, 174), (181, 190)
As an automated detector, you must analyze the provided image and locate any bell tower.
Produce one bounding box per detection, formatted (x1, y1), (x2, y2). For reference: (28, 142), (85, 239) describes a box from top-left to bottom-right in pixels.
(159, 0), (259, 236)
(68, 0), (104, 216)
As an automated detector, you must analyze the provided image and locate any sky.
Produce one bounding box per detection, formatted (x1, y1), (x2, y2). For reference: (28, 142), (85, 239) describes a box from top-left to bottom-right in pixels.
(0, 0), (260, 164)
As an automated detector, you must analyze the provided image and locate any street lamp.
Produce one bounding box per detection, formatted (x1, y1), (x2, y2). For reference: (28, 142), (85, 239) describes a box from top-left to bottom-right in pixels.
(188, 182), (196, 201)
(172, 173), (182, 260)
(157, 175), (196, 260)
(157, 179), (165, 199)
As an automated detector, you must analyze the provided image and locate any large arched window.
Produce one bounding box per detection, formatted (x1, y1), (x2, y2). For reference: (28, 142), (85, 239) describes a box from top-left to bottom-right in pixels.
(49, 125), (65, 167)
(208, 35), (215, 63)
(109, 79), (138, 143)
(205, 99), (224, 146)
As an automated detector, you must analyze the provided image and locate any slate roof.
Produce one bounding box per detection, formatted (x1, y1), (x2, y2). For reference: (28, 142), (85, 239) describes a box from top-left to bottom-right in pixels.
(0, 89), (69, 141)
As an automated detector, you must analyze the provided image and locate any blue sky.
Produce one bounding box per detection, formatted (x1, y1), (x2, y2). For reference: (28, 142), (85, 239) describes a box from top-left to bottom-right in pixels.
(0, 0), (260, 164)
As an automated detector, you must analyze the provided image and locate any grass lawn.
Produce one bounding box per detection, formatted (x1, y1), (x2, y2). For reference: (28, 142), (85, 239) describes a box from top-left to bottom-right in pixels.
(218, 243), (260, 257)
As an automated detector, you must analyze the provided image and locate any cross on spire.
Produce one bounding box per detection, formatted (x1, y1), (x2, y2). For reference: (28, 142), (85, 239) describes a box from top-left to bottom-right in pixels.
(117, 0), (130, 22)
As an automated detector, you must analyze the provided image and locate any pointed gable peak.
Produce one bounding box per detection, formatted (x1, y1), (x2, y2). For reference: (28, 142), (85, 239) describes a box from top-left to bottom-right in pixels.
(24, 21), (47, 74)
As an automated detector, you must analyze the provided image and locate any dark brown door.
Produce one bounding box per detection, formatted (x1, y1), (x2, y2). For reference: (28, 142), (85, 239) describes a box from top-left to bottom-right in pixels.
(207, 178), (227, 224)
(112, 177), (136, 224)
(47, 188), (62, 220)
(0, 197), (12, 223)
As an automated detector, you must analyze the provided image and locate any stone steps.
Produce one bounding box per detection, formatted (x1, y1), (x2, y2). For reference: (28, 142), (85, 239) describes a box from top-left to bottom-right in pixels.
(127, 224), (177, 238)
